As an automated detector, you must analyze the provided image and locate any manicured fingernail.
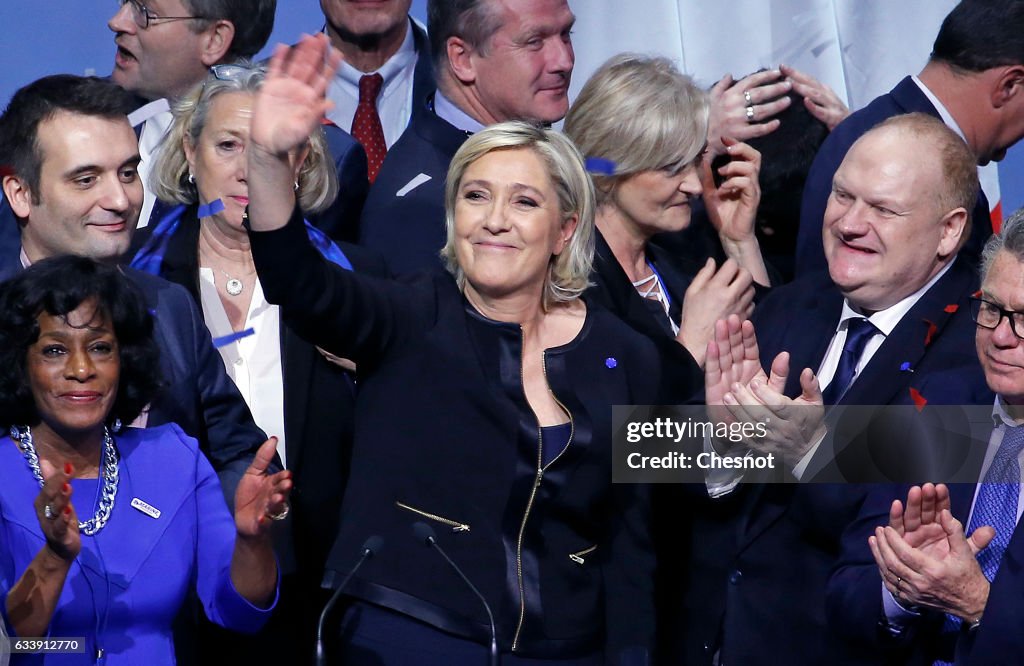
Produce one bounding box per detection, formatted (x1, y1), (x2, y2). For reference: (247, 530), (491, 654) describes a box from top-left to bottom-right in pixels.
(64, 463), (73, 475)
(62, 483), (70, 493)
(64, 506), (72, 516)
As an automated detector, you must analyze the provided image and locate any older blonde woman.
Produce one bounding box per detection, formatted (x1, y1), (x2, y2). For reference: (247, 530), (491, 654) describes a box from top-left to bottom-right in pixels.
(567, 54), (769, 369)
(129, 61), (385, 664)
(241, 35), (677, 664)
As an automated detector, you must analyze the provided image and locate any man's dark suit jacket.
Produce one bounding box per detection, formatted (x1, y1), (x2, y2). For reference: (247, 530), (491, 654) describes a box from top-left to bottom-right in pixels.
(357, 97), (470, 276)
(295, 16), (439, 244)
(308, 123), (370, 244)
(0, 245), (266, 496)
(660, 259), (993, 666)
(796, 76), (993, 278)
(830, 456), (1024, 666)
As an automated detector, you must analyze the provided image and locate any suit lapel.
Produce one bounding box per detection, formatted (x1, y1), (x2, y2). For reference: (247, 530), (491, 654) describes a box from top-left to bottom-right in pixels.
(782, 284), (842, 398)
(280, 327), (313, 473)
(889, 76), (939, 115)
(52, 430), (195, 588)
(591, 231), (674, 341)
(410, 21), (436, 110)
(841, 261), (973, 406)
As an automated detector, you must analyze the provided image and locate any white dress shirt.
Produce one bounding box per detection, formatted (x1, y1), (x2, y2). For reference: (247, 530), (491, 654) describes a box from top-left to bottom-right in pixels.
(130, 98), (172, 230)
(198, 269), (288, 467)
(324, 17), (420, 148)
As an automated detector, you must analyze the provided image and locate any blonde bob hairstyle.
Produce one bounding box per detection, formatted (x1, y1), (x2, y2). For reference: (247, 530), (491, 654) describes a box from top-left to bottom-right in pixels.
(440, 121), (595, 309)
(563, 53), (709, 206)
(150, 60), (338, 215)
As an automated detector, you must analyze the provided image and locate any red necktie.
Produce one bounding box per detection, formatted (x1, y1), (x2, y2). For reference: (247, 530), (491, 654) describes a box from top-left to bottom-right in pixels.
(351, 73), (387, 183)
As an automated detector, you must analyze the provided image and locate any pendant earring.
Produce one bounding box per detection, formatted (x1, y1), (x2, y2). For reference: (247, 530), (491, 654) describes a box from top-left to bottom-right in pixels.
(293, 180), (300, 192)
(188, 172), (195, 185)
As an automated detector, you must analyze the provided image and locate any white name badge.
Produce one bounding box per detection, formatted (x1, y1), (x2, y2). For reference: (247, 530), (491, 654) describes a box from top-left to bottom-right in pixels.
(131, 497), (161, 519)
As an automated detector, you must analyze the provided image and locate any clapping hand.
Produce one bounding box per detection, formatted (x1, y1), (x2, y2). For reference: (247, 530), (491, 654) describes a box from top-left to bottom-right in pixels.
(234, 437), (293, 537)
(723, 352), (825, 468)
(869, 484), (993, 622)
(705, 316), (781, 450)
(34, 461), (80, 562)
(677, 259), (754, 367)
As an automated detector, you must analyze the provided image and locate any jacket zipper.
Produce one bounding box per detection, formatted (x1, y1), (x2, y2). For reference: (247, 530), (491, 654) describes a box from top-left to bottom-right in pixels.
(394, 500), (471, 532)
(512, 346), (575, 651)
(569, 545), (597, 565)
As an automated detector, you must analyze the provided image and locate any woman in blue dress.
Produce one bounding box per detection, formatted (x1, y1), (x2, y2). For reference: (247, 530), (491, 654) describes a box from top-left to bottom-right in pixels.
(0, 256), (290, 664)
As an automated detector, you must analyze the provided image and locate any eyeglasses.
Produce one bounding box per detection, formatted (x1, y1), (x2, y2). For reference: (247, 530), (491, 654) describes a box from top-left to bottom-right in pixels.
(970, 296), (1024, 339)
(119, 0), (205, 29)
(209, 64), (255, 81)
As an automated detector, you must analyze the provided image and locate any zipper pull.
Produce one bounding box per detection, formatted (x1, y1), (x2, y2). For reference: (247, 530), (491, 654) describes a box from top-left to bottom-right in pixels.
(569, 553), (585, 565)
(452, 523), (471, 533)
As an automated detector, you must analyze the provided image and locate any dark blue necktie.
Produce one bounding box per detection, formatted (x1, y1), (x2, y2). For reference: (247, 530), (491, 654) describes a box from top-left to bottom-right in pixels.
(822, 317), (878, 405)
(937, 423), (1024, 664)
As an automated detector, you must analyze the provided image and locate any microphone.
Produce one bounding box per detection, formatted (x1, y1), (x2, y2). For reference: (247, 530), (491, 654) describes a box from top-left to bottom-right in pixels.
(412, 522), (499, 666)
(315, 535), (383, 666)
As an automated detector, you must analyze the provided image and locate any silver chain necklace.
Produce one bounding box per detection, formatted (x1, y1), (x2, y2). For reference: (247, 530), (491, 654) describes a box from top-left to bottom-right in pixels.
(10, 425), (119, 536)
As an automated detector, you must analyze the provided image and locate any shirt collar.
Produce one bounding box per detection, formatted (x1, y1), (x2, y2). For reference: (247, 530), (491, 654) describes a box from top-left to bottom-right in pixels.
(836, 259), (955, 336)
(127, 97), (171, 129)
(910, 75), (967, 143)
(993, 395), (1024, 428)
(434, 90), (485, 134)
(329, 17), (417, 89)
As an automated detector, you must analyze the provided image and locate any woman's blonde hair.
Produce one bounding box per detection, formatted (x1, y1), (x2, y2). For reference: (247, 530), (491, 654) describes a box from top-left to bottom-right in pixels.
(563, 53), (709, 206)
(440, 121), (595, 308)
(150, 60), (338, 214)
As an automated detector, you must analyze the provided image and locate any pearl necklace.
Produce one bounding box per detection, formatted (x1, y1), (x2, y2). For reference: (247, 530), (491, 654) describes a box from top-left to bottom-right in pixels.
(10, 425), (119, 536)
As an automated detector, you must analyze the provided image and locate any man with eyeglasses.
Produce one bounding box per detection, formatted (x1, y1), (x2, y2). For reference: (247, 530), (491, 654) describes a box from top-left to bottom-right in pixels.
(107, 0), (277, 231)
(828, 208), (1024, 664)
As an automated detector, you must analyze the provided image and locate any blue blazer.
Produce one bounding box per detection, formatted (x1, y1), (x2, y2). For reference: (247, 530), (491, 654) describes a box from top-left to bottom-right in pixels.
(0, 424), (275, 664)
(0, 245), (267, 498)
(796, 76), (992, 278)
(357, 96), (471, 276)
(661, 260), (993, 666)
